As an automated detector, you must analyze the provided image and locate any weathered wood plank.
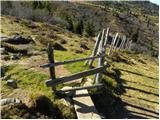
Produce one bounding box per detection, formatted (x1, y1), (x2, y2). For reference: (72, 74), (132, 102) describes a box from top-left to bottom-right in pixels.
(40, 55), (105, 68)
(95, 29), (107, 84)
(87, 31), (102, 66)
(47, 43), (56, 91)
(119, 35), (126, 49)
(104, 27), (110, 47)
(114, 35), (120, 51)
(128, 40), (132, 50)
(73, 89), (101, 119)
(108, 33), (118, 56)
(47, 43), (56, 79)
(56, 84), (104, 93)
(45, 65), (108, 87)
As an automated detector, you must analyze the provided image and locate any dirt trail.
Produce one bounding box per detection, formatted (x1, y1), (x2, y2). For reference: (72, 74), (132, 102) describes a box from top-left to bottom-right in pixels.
(1, 53), (70, 77)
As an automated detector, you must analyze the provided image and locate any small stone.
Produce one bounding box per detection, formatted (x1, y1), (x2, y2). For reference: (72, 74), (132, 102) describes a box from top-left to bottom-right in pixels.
(0, 76), (8, 81)
(11, 54), (19, 60)
(80, 43), (89, 50)
(7, 79), (17, 88)
(75, 49), (83, 54)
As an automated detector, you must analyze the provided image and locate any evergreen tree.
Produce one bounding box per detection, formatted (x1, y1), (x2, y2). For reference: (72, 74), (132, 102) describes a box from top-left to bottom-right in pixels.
(84, 22), (95, 37)
(132, 28), (139, 43)
(74, 20), (84, 35)
(65, 16), (74, 32)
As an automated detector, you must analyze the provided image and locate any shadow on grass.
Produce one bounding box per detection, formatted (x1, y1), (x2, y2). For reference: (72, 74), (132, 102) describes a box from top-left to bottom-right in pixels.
(123, 94), (159, 104)
(124, 79), (159, 90)
(118, 68), (158, 81)
(93, 68), (159, 119)
(90, 89), (159, 119)
(124, 86), (159, 97)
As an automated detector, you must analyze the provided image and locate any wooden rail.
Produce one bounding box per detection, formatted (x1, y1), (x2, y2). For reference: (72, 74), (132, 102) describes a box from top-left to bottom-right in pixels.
(55, 83), (104, 93)
(45, 65), (108, 87)
(40, 55), (105, 68)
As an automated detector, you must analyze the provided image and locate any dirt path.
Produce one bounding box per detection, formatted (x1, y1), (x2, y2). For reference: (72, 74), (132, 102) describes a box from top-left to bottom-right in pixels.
(1, 53), (70, 77)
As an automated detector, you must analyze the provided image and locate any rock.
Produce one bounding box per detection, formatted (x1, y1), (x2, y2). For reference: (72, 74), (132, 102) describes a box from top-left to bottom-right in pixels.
(10, 54), (19, 60)
(7, 80), (17, 88)
(0, 98), (21, 106)
(80, 43), (89, 50)
(53, 42), (67, 51)
(60, 39), (67, 44)
(75, 49), (83, 54)
(0, 76), (8, 81)
(3, 35), (33, 44)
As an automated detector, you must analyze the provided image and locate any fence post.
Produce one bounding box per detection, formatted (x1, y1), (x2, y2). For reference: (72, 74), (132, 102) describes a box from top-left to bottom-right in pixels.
(119, 35), (126, 50)
(128, 40), (132, 50)
(95, 29), (106, 84)
(86, 31), (102, 67)
(114, 35), (120, 51)
(108, 33), (118, 56)
(47, 43), (56, 91)
(104, 27), (110, 47)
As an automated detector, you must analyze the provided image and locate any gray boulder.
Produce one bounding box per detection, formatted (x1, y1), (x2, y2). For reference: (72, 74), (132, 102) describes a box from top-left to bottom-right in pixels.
(7, 80), (17, 88)
(10, 54), (19, 60)
(0, 98), (21, 106)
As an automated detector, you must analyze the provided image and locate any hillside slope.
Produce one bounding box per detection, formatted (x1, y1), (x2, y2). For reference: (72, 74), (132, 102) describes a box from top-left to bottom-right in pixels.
(1, 14), (159, 119)
(1, 1), (159, 54)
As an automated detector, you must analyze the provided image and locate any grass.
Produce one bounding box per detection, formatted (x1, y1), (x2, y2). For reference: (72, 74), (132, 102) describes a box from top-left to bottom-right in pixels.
(1, 15), (159, 119)
(1, 64), (76, 119)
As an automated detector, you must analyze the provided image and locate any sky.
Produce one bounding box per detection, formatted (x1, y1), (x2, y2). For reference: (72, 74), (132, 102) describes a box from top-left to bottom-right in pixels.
(150, 0), (160, 5)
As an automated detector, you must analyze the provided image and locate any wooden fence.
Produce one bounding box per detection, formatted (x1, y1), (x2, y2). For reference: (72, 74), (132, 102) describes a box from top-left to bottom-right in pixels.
(40, 44), (107, 93)
(40, 28), (132, 94)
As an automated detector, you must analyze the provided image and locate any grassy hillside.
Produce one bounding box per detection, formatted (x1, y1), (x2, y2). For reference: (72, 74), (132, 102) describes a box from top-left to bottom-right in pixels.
(1, 2), (159, 119)
(1, 1), (159, 53)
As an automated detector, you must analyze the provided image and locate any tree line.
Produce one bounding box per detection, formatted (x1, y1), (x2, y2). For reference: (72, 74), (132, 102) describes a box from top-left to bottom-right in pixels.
(65, 16), (95, 37)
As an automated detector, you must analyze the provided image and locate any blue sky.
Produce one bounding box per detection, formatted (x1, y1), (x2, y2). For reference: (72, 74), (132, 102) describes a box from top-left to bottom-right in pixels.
(150, 0), (159, 5)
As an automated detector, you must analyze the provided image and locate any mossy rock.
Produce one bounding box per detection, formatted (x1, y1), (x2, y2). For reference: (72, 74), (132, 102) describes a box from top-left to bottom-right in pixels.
(1, 42), (28, 54)
(53, 42), (67, 51)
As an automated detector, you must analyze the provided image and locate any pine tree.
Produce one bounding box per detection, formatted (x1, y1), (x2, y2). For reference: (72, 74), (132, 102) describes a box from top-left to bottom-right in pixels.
(74, 20), (84, 35)
(132, 28), (139, 43)
(84, 22), (95, 37)
(65, 16), (74, 32)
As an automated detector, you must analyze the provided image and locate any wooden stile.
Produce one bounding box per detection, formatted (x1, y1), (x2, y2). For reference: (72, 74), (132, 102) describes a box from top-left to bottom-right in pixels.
(46, 65), (108, 87)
